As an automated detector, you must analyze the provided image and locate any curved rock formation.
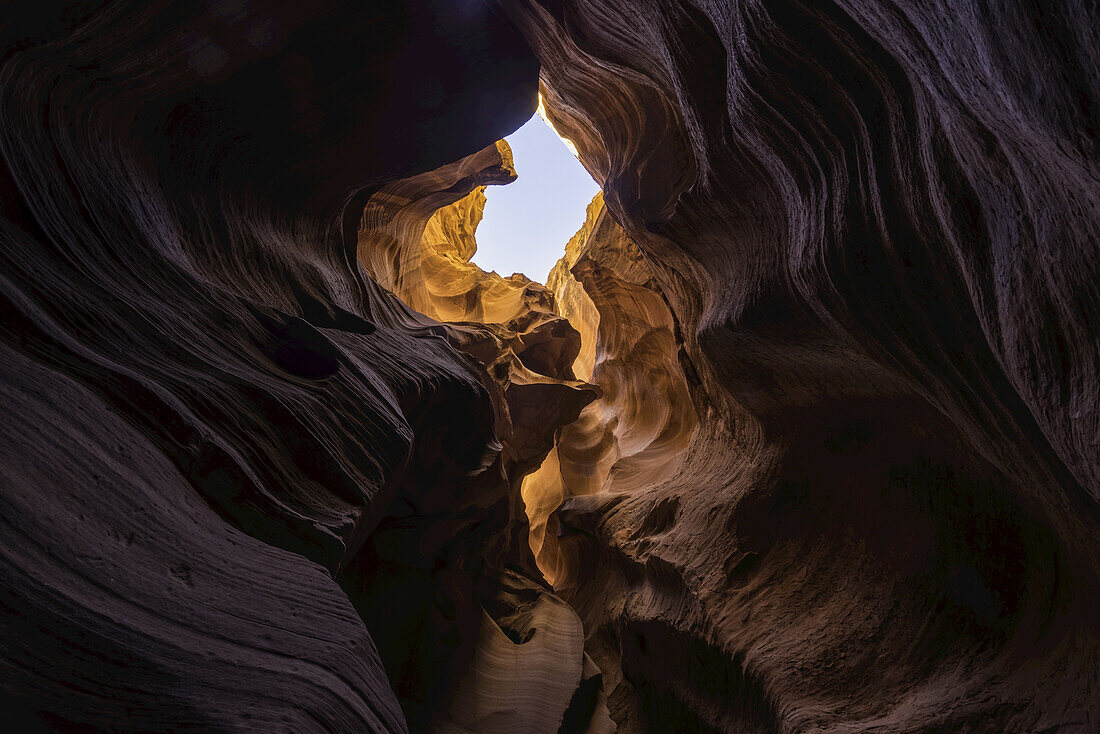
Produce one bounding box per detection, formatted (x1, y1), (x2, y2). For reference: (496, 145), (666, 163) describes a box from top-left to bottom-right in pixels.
(523, 193), (698, 583)
(353, 135), (606, 732)
(501, 0), (1100, 731)
(0, 2), (579, 731)
(2, 0), (1097, 732)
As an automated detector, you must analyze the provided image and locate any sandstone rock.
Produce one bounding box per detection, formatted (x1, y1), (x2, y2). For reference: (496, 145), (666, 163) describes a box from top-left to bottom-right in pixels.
(1, 1), (1096, 732)
(523, 193), (697, 584)
(500, 0), (1100, 730)
(354, 137), (605, 732)
(0, 2), (544, 730)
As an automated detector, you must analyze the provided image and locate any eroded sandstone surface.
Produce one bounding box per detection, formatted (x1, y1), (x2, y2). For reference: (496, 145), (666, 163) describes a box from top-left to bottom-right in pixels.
(502, 1), (1100, 730)
(1, 1), (1097, 733)
(354, 138), (605, 732)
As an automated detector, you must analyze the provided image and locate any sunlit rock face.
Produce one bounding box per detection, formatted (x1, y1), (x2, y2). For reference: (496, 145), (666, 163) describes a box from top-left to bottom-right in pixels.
(358, 139), (599, 476)
(0, 1), (591, 731)
(354, 140), (607, 732)
(523, 193), (698, 584)
(501, 0), (1100, 731)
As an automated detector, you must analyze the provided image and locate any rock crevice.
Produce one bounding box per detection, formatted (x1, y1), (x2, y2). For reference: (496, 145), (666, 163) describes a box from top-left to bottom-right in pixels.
(0, 1), (1097, 733)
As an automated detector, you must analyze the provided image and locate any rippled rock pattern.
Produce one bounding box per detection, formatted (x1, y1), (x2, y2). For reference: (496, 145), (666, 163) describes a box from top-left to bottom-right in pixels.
(0, 1), (586, 731)
(354, 137), (605, 732)
(523, 193), (697, 584)
(1, 1), (1097, 733)
(502, 0), (1099, 731)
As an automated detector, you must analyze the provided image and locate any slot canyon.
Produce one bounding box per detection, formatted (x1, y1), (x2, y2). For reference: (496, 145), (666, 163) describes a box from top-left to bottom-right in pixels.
(1, 1), (1097, 732)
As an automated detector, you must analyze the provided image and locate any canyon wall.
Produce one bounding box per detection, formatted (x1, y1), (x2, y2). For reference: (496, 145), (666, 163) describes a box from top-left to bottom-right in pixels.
(523, 193), (698, 584)
(501, 0), (1100, 731)
(0, 2), (597, 731)
(353, 138), (609, 733)
(0, 1), (1097, 733)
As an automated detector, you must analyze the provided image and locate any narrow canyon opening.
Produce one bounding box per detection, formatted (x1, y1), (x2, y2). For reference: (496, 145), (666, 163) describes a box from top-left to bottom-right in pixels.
(2, 2), (1096, 733)
(357, 99), (700, 589)
(472, 98), (600, 284)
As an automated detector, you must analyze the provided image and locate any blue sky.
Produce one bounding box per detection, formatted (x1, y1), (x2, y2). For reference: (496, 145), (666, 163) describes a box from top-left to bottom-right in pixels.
(472, 112), (600, 283)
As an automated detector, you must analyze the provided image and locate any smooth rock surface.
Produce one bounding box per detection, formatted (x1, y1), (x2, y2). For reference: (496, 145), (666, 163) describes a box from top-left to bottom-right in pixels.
(354, 138), (606, 732)
(1, 1), (1096, 732)
(501, 0), (1100, 731)
(0, 1), (549, 731)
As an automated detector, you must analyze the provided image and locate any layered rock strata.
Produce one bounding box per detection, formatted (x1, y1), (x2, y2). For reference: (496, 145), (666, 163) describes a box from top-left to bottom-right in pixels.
(0, 0), (1097, 732)
(499, 0), (1100, 731)
(523, 193), (698, 584)
(353, 138), (608, 732)
(0, 2), (603, 731)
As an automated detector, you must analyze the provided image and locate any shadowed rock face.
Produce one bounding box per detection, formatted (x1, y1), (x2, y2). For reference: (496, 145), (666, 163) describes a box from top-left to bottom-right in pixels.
(1, 1), (1097, 733)
(0, 1), (552, 731)
(353, 139), (605, 733)
(501, 0), (1100, 731)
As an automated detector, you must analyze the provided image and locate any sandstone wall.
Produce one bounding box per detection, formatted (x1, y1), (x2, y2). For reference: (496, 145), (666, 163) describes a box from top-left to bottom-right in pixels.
(501, 0), (1100, 730)
(0, 1), (1096, 732)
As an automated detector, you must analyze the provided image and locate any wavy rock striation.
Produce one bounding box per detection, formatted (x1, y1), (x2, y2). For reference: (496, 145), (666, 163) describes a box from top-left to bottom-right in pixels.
(354, 137), (607, 733)
(1, 1), (1097, 733)
(523, 193), (698, 584)
(0, 2), (599, 731)
(500, 0), (1100, 731)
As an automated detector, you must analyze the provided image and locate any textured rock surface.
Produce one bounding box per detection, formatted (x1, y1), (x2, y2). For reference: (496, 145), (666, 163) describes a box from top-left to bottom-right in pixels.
(354, 137), (606, 733)
(1, 0), (1097, 732)
(523, 193), (697, 583)
(0, 2), (556, 731)
(502, 0), (1100, 731)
